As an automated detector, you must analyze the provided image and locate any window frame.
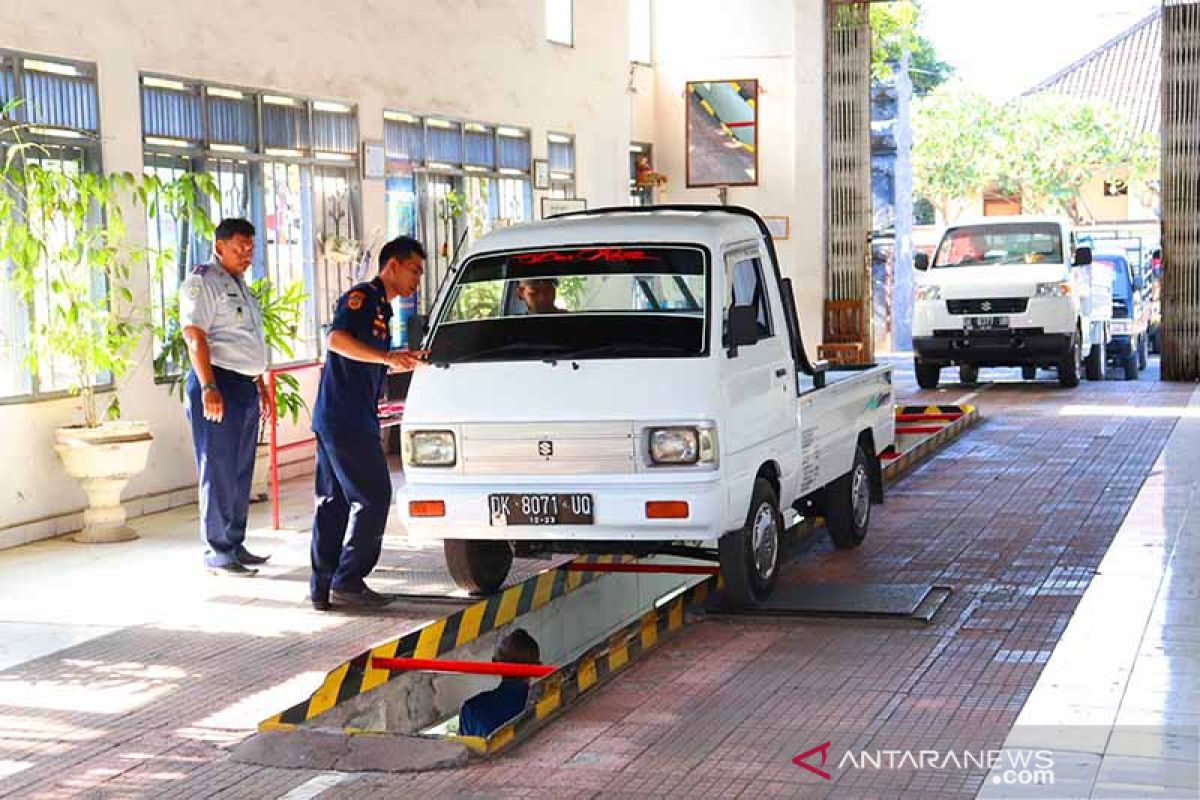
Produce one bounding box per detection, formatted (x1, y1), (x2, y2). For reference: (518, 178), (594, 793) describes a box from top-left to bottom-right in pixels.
(546, 0), (575, 47)
(726, 250), (774, 341)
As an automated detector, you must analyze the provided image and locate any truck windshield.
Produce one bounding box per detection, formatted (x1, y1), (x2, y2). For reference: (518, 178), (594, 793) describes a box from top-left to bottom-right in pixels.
(428, 246), (709, 363)
(932, 223), (1063, 268)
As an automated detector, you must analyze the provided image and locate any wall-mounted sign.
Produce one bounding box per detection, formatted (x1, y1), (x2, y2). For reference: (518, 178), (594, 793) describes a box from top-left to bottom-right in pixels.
(541, 197), (587, 219)
(686, 79), (759, 188)
(533, 159), (551, 189)
(362, 141), (386, 179)
(763, 215), (790, 240)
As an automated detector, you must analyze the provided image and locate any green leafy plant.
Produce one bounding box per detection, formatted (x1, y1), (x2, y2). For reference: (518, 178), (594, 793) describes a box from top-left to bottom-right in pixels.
(156, 277), (310, 437)
(0, 100), (217, 427)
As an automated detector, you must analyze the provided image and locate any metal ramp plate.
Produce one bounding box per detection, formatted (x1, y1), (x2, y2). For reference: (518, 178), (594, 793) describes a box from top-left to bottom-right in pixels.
(711, 583), (951, 621)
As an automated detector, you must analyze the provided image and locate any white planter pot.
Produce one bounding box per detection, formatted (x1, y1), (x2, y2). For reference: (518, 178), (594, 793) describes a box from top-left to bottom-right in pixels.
(53, 421), (154, 544)
(251, 442), (270, 502)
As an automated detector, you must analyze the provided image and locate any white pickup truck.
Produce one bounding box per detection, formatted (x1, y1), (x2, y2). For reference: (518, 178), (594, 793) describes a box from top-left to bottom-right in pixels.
(399, 206), (894, 605)
(912, 217), (1111, 388)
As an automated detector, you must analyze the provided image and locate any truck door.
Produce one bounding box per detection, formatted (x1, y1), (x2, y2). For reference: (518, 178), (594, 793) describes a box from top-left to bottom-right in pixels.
(720, 246), (798, 501)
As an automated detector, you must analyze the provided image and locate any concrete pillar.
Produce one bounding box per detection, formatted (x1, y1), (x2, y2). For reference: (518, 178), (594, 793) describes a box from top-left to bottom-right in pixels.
(892, 50), (915, 353)
(1161, 0), (1200, 380)
(794, 0), (828, 358)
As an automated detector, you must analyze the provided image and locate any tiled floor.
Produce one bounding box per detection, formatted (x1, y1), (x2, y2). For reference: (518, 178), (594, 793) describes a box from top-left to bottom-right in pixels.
(0, 359), (1196, 799)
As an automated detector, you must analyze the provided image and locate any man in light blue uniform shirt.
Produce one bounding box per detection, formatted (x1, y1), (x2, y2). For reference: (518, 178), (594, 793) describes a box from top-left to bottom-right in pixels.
(179, 218), (272, 576)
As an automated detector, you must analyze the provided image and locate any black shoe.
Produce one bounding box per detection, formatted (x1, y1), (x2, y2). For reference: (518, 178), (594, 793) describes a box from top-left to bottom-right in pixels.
(236, 547), (271, 566)
(331, 586), (390, 608)
(207, 562), (258, 577)
(310, 595), (331, 611)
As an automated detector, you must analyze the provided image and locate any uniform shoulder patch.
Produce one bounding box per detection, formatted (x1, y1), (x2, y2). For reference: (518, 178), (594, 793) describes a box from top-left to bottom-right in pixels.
(191, 263), (209, 276)
(347, 291), (365, 311)
(186, 283), (202, 300)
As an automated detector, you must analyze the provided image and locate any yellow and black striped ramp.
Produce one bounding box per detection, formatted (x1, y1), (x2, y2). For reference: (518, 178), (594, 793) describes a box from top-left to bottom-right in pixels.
(450, 576), (720, 756)
(258, 554), (633, 732)
(895, 404), (974, 417)
(884, 405), (980, 484)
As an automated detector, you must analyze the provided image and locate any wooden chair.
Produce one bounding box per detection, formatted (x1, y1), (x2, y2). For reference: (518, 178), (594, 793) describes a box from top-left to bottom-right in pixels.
(819, 298), (869, 365)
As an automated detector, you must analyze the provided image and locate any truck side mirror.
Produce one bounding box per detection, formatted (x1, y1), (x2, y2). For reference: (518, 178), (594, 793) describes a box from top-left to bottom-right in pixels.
(407, 314), (428, 349)
(727, 305), (760, 355)
(1074, 246), (1092, 267)
(914, 252), (930, 271)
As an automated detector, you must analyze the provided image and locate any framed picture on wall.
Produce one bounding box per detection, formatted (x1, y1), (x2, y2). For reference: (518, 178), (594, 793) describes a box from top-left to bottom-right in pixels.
(685, 79), (759, 188)
(541, 197), (587, 219)
(763, 215), (790, 240)
(533, 159), (551, 189)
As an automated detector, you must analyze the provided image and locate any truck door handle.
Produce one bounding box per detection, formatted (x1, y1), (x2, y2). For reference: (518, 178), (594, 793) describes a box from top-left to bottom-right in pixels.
(775, 367), (788, 377)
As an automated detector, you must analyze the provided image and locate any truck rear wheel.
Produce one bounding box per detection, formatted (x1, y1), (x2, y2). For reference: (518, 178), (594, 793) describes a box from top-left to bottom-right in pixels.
(914, 359), (940, 390)
(1021, 365), (1038, 381)
(719, 479), (782, 605)
(823, 445), (872, 549)
(959, 365), (979, 386)
(1085, 340), (1106, 381)
(1059, 333), (1081, 388)
(444, 539), (513, 595)
(1137, 334), (1148, 370)
(1124, 349), (1139, 380)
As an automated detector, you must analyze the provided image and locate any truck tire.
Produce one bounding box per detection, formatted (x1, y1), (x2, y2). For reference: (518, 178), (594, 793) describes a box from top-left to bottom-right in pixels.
(1150, 328), (1160, 355)
(1137, 334), (1148, 370)
(1058, 332), (1081, 388)
(444, 540), (513, 595)
(1124, 350), (1139, 381)
(823, 445), (872, 550)
(1085, 340), (1106, 382)
(718, 479), (782, 605)
(1021, 365), (1038, 381)
(915, 359), (940, 390)
(959, 365), (979, 386)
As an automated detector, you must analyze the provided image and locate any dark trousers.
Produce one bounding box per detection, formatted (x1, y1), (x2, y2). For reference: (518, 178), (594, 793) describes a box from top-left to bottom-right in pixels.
(184, 367), (260, 567)
(310, 430), (393, 596)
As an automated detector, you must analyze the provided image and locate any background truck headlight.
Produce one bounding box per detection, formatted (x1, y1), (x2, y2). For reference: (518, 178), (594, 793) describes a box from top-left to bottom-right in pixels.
(405, 430), (456, 467)
(648, 427), (717, 465)
(915, 285), (941, 301)
(1036, 282), (1072, 297)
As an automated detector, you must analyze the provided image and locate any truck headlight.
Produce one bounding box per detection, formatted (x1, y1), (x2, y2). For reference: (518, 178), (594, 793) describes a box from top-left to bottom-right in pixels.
(1036, 282), (1072, 297)
(915, 285), (941, 301)
(648, 427), (716, 465)
(405, 430), (456, 467)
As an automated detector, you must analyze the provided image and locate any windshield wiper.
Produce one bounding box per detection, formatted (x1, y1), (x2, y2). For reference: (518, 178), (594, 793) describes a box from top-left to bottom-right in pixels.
(553, 343), (693, 360)
(446, 342), (574, 364)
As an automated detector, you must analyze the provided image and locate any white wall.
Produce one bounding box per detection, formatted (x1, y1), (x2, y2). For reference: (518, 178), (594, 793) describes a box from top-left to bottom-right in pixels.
(0, 0), (634, 535)
(650, 0), (826, 356)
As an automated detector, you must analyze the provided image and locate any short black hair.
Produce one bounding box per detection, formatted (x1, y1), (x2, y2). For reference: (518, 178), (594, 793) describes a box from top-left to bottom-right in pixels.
(494, 629), (540, 665)
(214, 218), (255, 241)
(379, 236), (427, 270)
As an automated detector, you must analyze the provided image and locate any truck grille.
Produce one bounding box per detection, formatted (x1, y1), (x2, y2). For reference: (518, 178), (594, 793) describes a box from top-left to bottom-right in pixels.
(460, 421), (637, 476)
(947, 298), (1028, 315)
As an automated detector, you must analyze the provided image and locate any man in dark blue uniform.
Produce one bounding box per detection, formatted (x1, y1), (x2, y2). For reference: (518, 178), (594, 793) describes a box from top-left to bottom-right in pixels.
(179, 218), (271, 576)
(310, 236), (427, 610)
(458, 629), (541, 737)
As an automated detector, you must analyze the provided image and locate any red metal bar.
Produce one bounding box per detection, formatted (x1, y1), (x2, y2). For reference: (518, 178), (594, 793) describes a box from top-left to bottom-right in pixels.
(895, 413), (962, 423)
(896, 425), (944, 435)
(880, 451), (900, 461)
(562, 562), (720, 576)
(269, 370), (280, 530)
(370, 657), (557, 679)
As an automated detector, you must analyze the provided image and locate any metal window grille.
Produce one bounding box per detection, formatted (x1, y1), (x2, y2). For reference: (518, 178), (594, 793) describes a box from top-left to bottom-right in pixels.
(426, 119), (463, 165)
(497, 129), (531, 172)
(464, 124), (496, 169)
(313, 104), (358, 154)
(140, 80), (202, 142)
(548, 134), (576, 174)
(384, 113), (425, 163)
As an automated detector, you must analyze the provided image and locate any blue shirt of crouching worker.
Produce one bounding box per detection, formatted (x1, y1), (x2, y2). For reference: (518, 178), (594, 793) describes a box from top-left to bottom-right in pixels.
(458, 629), (541, 737)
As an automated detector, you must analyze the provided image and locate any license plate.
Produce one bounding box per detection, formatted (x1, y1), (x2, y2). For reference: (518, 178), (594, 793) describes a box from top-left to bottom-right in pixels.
(489, 494), (594, 526)
(965, 316), (1008, 331)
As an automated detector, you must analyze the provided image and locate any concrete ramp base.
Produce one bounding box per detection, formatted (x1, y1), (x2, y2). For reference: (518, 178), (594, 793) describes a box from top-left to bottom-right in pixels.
(230, 729), (468, 773)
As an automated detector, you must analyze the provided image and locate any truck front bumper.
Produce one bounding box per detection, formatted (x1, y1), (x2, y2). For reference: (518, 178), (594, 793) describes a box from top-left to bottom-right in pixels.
(399, 476), (728, 542)
(914, 331), (1074, 367)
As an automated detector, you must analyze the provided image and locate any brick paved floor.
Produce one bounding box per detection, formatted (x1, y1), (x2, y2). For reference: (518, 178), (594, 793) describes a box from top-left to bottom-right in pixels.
(0, 360), (1192, 799)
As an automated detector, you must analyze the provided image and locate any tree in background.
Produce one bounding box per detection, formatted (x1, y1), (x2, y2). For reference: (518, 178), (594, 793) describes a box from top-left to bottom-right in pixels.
(912, 87), (1159, 225)
(872, 1), (954, 96)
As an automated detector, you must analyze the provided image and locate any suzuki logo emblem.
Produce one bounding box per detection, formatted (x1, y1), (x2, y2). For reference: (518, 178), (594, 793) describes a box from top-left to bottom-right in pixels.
(537, 440), (554, 457)
(980, 301), (993, 312)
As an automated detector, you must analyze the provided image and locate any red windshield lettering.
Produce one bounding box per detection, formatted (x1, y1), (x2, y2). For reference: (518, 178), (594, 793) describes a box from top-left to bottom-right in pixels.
(511, 248), (661, 265)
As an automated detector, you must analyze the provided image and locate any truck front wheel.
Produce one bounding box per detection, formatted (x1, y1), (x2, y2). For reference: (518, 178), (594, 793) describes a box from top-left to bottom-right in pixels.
(1021, 365), (1038, 381)
(823, 445), (872, 549)
(444, 539), (513, 595)
(915, 359), (940, 390)
(1085, 340), (1106, 382)
(719, 479), (782, 605)
(1138, 334), (1148, 370)
(1059, 333), (1081, 388)
(959, 365), (979, 386)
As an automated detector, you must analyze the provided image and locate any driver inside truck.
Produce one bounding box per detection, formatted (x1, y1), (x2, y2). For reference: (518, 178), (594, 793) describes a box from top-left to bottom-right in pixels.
(517, 278), (564, 314)
(458, 629), (541, 738)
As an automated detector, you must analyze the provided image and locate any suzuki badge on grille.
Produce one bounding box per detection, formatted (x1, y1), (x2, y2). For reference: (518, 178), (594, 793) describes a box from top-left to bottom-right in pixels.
(980, 301), (992, 312)
(537, 440), (554, 457)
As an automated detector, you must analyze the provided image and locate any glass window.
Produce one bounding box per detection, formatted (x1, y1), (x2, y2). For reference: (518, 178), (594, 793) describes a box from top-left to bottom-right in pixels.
(548, 132), (576, 198)
(933, 223), (1064, 268)
(429, 246), (708, 364)
(629, 0), (652, 64)
(730, 256), (771, 336)
(546, 0), (573, 46)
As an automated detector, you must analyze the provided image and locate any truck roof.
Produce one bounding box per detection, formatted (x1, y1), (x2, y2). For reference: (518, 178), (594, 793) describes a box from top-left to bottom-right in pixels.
(944, 215), (1073, 230)
(465, 208), (763, 255)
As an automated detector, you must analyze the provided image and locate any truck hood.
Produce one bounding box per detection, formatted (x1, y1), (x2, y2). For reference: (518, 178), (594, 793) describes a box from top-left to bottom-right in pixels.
(921, 263), (1069, 297)
(403, 359), (718, 424)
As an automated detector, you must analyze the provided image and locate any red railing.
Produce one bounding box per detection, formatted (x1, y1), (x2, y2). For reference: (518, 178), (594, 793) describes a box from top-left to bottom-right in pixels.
(266, 362), (405, 530)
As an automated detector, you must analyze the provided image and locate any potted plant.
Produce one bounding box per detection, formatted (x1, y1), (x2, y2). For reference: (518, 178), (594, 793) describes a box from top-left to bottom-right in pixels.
(157, 278), (309, 501)
(0, 104), (217, 542)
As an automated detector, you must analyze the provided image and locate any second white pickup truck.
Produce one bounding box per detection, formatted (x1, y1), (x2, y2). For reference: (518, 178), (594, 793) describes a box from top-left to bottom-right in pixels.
(399, 206), (894, 605)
